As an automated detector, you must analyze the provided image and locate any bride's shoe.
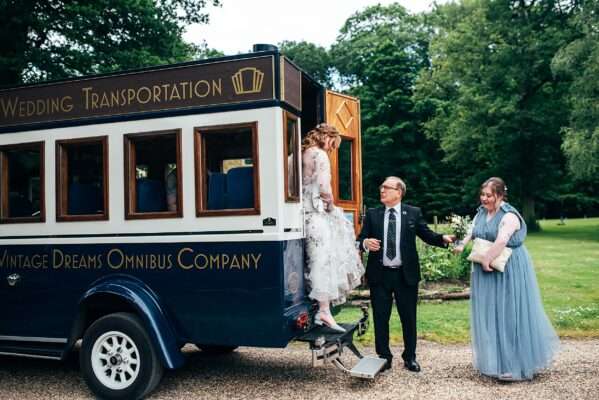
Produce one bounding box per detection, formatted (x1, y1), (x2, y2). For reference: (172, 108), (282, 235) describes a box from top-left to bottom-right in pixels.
(314, 311), (346, 333)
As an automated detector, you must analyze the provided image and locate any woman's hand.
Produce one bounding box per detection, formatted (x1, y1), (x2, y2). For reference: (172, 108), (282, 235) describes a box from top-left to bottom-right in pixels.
(453, 244), (465, 255)
(481, 258), (493, 272)
(320, 192), (334, 211)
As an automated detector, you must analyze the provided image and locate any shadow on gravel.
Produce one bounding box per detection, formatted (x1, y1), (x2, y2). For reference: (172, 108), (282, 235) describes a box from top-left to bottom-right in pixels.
(167, 348), (330, 382)
(0, 350), (80, 374)
(0, 351), (90, 398)
(154, 346), (378, 397)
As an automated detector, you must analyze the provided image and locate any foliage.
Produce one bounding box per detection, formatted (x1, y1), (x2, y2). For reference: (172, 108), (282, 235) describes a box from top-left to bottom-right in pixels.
(414, 0), (582, 229)
(551, 1), (599, 181)
(417, 239), (471, 282)
(540, 177), (599, 218)
(0, 0), (221, 85)
(330, 4), (449, 212)
(278, 40), (334, 87)
(553, 305), (599, 329)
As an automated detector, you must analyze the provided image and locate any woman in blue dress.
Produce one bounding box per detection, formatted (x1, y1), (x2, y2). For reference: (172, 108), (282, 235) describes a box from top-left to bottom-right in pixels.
(455, 177), (559, 380)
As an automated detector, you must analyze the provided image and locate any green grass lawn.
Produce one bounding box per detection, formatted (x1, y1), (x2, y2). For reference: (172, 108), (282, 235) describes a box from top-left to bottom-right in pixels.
(337, 217), (599, 345)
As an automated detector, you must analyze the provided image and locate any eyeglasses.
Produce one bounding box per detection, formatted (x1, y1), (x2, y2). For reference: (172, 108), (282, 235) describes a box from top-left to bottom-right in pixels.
(379, 185), (399, 191)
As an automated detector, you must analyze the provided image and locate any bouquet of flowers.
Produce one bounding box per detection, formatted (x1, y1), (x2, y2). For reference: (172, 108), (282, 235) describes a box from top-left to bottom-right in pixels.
(446, 213), (472, 246)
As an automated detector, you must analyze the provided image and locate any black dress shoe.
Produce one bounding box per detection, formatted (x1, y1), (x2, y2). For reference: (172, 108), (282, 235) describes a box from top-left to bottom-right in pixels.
(404, 359), (421, 372)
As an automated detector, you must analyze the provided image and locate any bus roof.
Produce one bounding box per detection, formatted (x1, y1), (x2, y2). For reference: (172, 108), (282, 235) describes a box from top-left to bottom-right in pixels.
(0, 47), (323, 133)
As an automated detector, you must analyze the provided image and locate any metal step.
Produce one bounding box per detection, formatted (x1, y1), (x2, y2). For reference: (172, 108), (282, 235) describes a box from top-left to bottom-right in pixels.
(348, 356), (388, 379)
(297, 303), (377, 378)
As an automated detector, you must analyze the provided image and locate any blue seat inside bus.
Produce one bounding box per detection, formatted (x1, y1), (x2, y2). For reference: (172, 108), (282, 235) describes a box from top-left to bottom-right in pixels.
(206, 167), (253, 210)
(226, 167), (254, 209)
(68, 183), (102, 215)
(136, 178), (166, 212)
(207, 172), (226, 210)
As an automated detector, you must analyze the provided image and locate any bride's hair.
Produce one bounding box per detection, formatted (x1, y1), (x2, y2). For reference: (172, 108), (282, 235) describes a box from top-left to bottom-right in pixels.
(301, 123), (341, 151)
(482, 177), (508, 200)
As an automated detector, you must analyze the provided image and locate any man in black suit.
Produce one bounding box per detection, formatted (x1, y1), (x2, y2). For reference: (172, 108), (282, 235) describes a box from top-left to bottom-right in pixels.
(357, 176), (453, 372)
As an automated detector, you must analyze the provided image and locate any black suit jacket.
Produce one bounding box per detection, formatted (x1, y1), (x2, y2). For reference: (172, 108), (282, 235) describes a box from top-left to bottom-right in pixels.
(357, 203), (446, 286)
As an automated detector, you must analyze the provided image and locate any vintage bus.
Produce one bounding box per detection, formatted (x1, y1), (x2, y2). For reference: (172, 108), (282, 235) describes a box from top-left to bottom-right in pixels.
(0, 44), (383, 399)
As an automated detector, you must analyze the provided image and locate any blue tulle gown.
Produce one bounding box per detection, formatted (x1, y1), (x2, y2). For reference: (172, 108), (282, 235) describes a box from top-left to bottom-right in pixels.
(470, 203), (559, 380)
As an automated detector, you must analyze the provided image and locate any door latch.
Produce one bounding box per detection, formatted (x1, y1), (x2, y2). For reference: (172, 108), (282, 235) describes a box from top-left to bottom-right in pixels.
(7, 273), (20, 287)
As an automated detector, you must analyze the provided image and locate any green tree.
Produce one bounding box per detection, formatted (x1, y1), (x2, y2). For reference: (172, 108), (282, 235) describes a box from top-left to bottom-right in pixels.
(552, 1), (599, 181)
(331, 4), (451, 215)
(0, 0), (220, 85)
(415, 0), (581, 229)
(279, 40), (334, 87)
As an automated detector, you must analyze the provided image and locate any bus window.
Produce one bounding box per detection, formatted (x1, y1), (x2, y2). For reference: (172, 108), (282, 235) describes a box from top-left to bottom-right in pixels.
(124, 130), (182, 219)
(338, 138), (353, 201)
(0, 142), (45, 223)
(283, 112), (300, 202)
(56, 136), (108, 221)
(195, 122), (260, 216)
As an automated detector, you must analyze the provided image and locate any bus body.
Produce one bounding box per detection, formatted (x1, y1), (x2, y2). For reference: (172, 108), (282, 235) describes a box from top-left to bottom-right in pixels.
(0, 45), (366, 399)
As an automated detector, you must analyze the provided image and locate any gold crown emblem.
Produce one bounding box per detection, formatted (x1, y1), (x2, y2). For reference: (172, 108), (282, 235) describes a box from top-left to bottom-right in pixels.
(232, 67), (264, 95)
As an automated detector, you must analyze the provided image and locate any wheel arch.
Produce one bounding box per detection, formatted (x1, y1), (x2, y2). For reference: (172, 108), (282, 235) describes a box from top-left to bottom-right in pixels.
(69, 275), (184, 369)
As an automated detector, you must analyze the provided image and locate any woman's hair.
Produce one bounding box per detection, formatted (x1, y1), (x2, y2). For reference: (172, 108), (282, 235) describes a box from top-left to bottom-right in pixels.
(301, 123), (341, 151)
(481, 177), (508, 200)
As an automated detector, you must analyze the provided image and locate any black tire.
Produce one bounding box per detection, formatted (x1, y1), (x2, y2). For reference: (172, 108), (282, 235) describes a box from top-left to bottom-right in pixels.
(80, 312), (164, 400)
(195, 344), (238, 355)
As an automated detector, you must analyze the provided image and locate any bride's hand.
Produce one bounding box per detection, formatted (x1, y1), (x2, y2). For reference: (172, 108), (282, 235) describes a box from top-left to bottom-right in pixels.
(320, 192), (334, 212)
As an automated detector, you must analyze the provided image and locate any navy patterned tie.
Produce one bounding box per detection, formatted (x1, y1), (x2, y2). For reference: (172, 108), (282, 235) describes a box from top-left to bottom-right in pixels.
(386, 208), (396, 260)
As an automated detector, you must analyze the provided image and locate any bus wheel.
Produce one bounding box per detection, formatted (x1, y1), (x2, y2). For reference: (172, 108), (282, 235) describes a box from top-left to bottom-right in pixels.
(80, 312), (164, 400)
(195, 344), (238, 354)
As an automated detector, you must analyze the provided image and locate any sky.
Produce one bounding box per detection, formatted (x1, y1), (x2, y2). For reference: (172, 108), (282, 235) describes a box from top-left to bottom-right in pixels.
(184, 0), (447, 55)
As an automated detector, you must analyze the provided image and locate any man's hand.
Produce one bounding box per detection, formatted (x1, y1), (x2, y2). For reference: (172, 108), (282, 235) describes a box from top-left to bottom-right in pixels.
(442, 234), (455, 244)
(363, 238), (381, 251)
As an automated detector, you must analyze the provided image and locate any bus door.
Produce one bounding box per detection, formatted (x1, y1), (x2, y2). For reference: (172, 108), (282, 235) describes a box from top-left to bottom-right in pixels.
(325, 90), (363, 234)
(0, 267), (26, 336)
(0, 246), (67, 338)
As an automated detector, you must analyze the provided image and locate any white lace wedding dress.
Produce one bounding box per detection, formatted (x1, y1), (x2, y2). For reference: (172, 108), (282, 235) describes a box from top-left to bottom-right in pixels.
(302, 146), (364, 306)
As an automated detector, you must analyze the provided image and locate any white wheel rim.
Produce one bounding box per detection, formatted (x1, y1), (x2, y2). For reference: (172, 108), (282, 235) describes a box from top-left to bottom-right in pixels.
(91, 331), (141, 390)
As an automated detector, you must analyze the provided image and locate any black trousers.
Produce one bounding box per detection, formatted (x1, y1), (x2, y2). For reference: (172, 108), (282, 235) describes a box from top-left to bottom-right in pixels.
(370, 267), (418, 362)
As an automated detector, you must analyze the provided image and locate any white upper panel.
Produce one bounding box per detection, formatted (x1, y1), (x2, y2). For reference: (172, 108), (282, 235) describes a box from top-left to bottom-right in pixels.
(0, 107), (304, 243)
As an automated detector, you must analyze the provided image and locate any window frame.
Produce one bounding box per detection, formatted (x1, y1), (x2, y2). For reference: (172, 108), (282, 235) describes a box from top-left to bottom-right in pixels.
(283, 111), (300, 203)
(123, 129), (183, 220)
(55, 136), (109, 222)
(336, 136), (356, 204)
(194, 122), (260, 217)
(0, 141), (45, 224)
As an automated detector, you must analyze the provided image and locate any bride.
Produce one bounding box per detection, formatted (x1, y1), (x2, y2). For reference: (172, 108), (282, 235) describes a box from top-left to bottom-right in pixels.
(302, 123), (365, 333)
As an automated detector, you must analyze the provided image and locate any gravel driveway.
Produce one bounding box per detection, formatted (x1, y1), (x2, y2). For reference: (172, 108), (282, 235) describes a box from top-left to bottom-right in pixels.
(0, 340), (597, 399)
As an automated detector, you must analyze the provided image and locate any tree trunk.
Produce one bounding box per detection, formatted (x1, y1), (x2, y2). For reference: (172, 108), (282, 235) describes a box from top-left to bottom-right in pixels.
(521, 195), (540, 231)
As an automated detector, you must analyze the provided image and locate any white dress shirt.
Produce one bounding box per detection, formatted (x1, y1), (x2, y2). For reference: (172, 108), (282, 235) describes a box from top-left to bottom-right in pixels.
(383, 203), (402, 267)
